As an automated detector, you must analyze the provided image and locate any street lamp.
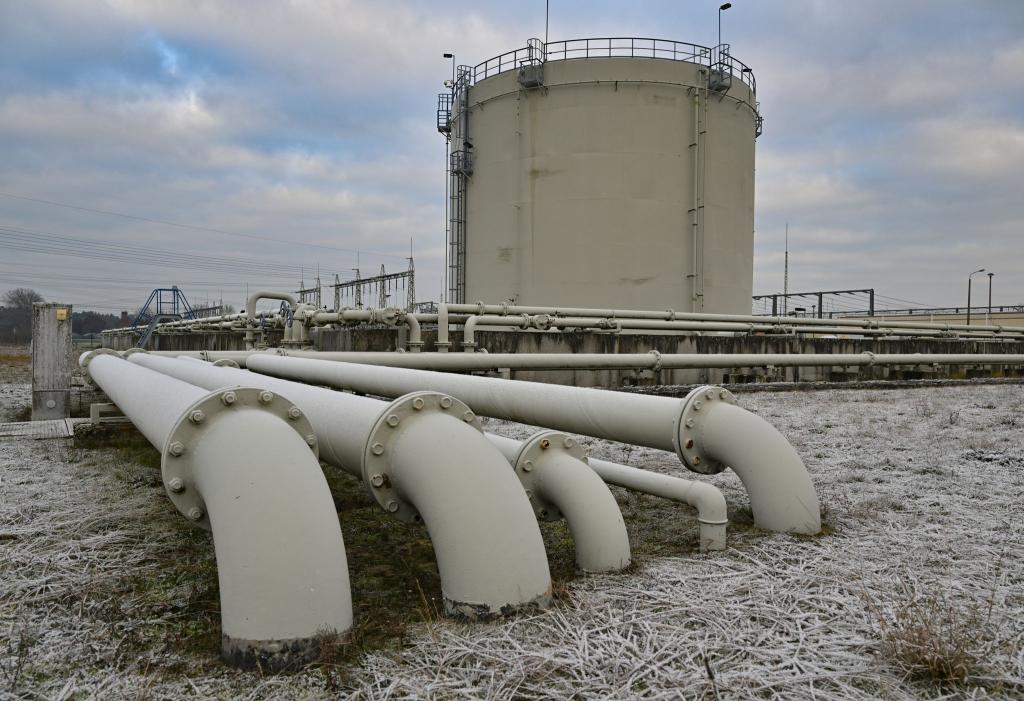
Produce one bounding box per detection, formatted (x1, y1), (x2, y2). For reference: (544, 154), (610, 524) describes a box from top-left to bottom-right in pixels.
(718, 3), (732, 47)
(966, 268), (985, 326)
(987, 272), (995, 323)
(443, 52), (455, 90)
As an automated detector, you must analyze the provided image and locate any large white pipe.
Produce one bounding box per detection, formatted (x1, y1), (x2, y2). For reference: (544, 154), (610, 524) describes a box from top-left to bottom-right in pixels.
(126, 352), (552, 618)
(79, 350), (351, 669)
(246, 356), (821, 534)
(486, 432), (632, 571)
(273, 350), (1024, 371)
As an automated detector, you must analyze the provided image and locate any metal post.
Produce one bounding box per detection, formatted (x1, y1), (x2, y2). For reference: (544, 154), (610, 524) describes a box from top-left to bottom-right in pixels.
(868, 289), (875, 317)
(988, 272), (994, 324)
(817, 292), (823, 319)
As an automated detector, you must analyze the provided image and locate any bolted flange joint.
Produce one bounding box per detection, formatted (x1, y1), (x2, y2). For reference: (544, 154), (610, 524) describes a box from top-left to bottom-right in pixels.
(673, 385), (737, 475)
(79, 348), (121, 387)
(361, 391), (483, 525)
(160, 386), (319, 531)
(511, 430), (588, 522)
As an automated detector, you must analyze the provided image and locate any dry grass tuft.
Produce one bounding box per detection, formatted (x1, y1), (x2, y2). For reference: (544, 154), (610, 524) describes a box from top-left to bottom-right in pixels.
(870, 583), (995, 685)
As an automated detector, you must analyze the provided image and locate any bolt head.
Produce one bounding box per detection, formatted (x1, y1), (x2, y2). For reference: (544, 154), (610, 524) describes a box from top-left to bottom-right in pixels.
(386, 414), (400, 427)
(188, 410), (205, 424)
(563, 437), (576, 449)
(305, 434), (317, 447)
(370, 474), (385, 487)
(522, 460), (533, 472)
(439, 396), (453, 409)
(258, 390), (274, 405)
(187, 507), (204, 521)
(693, 456), (702, 465)
(705, 389), (714, 399)
(685, 439), (694, 449)
(685, 418), (696, 428)
(462, 410), (476, 423)
(287, 406), (303, 420)
(385, 500), (400, 513)
(220, 391), (237, 405)
(167, 477), (185, 493)
(371, 442), (385, 456)
(412, 397), (425, 410)
(539, 439), (551, 450)
(719, 390), (729, 400)
(168, 441), (185, 457)
(693, 401), (703, 411)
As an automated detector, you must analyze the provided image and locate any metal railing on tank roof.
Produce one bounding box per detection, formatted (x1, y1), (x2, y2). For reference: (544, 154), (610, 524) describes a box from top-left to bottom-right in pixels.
(470, 37), (757, 98)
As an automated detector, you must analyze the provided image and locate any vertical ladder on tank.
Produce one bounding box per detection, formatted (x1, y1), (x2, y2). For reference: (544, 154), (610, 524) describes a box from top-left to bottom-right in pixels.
(447, 65), (473, 304)
(687, 49), (710, 313)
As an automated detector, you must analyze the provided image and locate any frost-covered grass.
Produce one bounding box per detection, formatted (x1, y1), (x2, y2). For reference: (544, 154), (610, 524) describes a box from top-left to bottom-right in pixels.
(1, 383), (1022, 699)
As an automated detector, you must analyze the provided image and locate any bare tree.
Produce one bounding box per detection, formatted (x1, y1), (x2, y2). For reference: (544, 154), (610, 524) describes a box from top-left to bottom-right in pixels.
(3, 288), (43, 311)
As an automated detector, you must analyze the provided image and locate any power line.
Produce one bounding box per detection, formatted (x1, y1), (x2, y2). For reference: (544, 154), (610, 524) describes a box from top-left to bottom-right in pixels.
(0, 190), (407, 260)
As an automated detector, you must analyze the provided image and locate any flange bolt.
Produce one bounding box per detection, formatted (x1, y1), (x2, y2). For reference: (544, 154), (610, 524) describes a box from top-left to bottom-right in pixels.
(168, 441), (185, 457)
(287, 406), (303, 420)
(258, 391), (274, 405)
(167, 477), (185, 493)
(305, 434), (317, 447)
(386, 500), (400, 513)
(370, 474), (386, 488)
(522, 460), (534, 472)
(221, 391), (237, 406)
(371, 442), (385, 456)
(412, 397), (425, 411)
(189, 410), (205, 424)
(187, 507), (204, 521)
(462, 410), (476, 423)
(386, 414), (400, 427)
(439, 396), (453, 409)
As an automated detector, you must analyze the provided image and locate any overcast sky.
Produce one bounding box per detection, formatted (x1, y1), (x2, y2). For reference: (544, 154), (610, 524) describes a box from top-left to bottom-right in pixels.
(1, 1), (1022, 315)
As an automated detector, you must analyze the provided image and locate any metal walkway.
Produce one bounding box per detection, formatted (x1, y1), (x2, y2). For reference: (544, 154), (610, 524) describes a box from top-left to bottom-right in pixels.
(0, 418), (87, 440)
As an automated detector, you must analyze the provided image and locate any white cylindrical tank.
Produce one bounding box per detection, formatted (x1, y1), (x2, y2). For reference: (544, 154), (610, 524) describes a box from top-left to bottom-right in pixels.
(444, 38), (760, 314)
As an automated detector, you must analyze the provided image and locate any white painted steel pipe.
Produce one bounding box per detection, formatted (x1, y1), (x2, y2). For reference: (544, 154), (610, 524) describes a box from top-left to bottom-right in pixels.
(246, 291), (296, 349)
(79, 350), (351, 669)
(441, 302), (1024, 335)
(272, 350), (1024, 371)
(246, 356), (821, 534)
(126, 353), (552, 618)
(486, 432), (632, 571)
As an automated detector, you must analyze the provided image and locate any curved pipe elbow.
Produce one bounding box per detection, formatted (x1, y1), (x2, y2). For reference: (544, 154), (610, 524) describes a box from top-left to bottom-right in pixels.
(585, 456), (727, 552)
(365, 394), (551, 618)
(405, 314), (423, 351)
(513, 432), (630, 573)
(246, 290), (296, 320)
(676, 388), (820, 535)
(183, 407), (352, 669)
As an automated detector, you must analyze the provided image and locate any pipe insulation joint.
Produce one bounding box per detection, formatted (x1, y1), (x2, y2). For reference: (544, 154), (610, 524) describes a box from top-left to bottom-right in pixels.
(161, 387), (320, 529)
(80, 348), (120, 386)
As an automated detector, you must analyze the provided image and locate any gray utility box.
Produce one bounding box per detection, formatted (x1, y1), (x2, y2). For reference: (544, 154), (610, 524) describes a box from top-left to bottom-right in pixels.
(32, 302), (72, 421)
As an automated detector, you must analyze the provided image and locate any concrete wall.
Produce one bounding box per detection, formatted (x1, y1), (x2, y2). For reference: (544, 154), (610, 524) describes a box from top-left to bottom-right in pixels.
(459, 56), (757, 313)
(32, 302), (72, 420)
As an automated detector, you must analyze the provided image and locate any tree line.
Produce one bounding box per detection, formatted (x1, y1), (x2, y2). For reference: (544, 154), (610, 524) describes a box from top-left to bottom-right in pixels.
(0, 288), (122, 345)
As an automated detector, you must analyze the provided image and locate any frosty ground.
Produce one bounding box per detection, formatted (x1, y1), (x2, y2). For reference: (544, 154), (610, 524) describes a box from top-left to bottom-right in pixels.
(1, 373), (1022, 699)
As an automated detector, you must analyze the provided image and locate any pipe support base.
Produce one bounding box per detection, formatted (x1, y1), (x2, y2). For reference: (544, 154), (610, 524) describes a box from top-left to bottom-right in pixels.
(161, 386), (319, 530)
(362, 391), (483, 524)
(674, 385), (737, 475)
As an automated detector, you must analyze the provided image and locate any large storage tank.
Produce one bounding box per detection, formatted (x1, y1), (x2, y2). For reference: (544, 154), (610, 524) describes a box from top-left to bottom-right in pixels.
(439, 38), (761, 313)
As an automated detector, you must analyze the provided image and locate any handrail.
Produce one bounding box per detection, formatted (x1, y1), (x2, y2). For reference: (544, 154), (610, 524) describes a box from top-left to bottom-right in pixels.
(469, 37), (757, 98)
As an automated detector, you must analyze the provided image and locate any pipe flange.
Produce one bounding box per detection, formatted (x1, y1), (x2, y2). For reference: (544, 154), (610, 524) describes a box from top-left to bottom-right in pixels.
(362, 391), (483, 525)
(161, 387), (319, 531)
(213, 358), (240, 368)
(121, 347), (147, 359)
(673, 385), (737, 475)
(512, 430), (587, 522)
(79, 348), (121, 386)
